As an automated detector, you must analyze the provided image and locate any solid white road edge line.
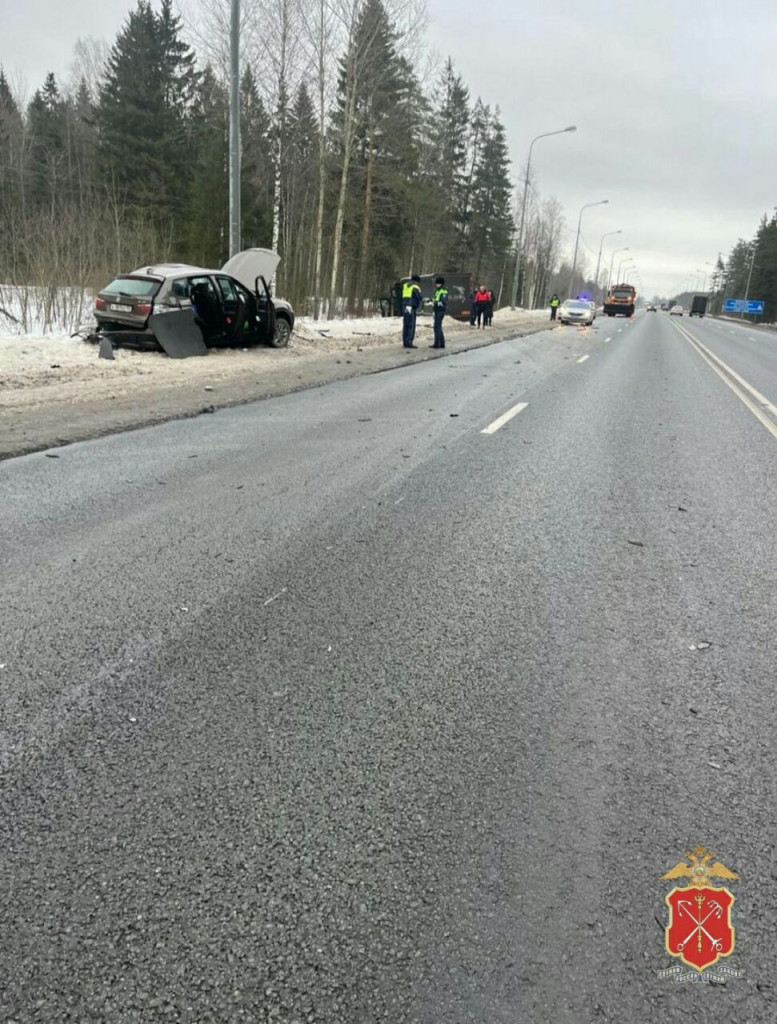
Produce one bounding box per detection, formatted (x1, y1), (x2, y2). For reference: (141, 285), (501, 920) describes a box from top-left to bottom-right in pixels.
(481, 402), (529, 435)
(675, 322), (777, 418)
(577, 354), (590, 363)
(671, 320), (777, 441)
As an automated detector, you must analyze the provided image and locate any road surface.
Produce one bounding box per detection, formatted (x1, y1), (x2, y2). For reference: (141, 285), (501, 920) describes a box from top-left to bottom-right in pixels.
(2, 311), (776, 1021)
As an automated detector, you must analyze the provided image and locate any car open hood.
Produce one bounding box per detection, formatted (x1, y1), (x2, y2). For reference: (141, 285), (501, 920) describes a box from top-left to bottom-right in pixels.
(221, 249), (281, 291)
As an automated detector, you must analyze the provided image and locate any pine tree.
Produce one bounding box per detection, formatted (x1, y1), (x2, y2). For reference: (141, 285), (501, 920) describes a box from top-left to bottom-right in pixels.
(468, 107), (513, 289)
(99, 0), (197, 246)
(26, 73), (68, 213)
(240, 67), (274, 249)
(285, 83), (318, 306)
(332, 0), (419, 310)
(0, 68), (23, 274)
(749, 212), (777, 321)
(422, 59), (470, 269)
(185, 65), (228, 267)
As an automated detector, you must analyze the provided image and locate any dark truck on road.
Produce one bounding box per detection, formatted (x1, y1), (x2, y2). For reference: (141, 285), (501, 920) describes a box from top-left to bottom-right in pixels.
(389, 273), (474, 322)
(689, 295), (708, 318)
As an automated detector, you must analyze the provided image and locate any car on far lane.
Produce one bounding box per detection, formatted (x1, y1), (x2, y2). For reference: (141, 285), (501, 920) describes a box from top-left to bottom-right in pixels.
(559, 299), (594, 325)
(669, 305), (684, 316)
(646, 303), (657, 311)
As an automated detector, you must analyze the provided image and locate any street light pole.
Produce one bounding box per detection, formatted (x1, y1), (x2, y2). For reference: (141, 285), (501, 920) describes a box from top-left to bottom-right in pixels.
(616, 256), (633, 282)
(740, 242), (758, 319)
(607, 246), (629, 291)
(568, 199), (609, 298)
(594, 230), (621, 302)
(510, 125), (576, 309)
(228, 0), (241, 257)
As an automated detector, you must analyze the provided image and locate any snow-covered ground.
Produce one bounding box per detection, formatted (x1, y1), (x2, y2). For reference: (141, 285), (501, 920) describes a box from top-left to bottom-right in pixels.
(0, 283), (93, 336)
(1, 301), (552, 456)
(1, 307), (546, 392)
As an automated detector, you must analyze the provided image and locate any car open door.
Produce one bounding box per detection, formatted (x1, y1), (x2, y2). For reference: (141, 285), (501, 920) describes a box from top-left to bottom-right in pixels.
(147, 309), (208, 358)
(255, 276), (276, 343)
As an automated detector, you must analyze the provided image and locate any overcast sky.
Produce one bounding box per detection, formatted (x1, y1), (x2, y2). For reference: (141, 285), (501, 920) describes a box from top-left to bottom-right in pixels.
(3, 0), (777, 295)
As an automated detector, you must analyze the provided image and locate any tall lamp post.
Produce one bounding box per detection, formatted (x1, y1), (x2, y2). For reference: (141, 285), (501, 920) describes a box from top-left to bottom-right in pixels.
(568, 199), (608, 297)
(616, 256), (633, 283)
(741, 242), (759, 319)
(510, 125), (577, 309)
(228, 0), (241, 256)
(594, 229), (621, 301)
(607, 246), (629, 291)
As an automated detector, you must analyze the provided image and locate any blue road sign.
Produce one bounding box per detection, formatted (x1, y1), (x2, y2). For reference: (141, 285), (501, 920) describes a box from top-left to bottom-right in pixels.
(724, 298), (765, 314)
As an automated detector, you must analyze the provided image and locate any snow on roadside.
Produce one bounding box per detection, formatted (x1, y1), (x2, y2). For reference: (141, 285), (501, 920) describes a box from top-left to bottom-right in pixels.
(0, 306), (548, 404)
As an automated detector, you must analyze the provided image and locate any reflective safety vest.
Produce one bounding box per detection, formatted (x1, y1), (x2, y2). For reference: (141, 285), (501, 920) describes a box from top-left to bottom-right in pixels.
(402, 281), (421, 304)
(434, 287), (448, 308)
(550, 297), (560, 307)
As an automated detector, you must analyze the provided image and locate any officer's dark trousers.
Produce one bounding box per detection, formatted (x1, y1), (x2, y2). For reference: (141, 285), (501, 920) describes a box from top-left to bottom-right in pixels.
(433, 311), (445, 348)
(402, 310), (417, 346)
(550, 306), (557, 321)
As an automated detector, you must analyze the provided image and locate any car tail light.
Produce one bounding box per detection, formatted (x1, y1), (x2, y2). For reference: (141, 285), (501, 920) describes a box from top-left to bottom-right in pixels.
(136, 303), (152, 317)
(95, 297), (106, 310)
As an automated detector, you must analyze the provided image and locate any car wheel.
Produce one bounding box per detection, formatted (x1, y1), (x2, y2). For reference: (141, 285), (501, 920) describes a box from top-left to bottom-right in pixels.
(269, 316), (291, 348)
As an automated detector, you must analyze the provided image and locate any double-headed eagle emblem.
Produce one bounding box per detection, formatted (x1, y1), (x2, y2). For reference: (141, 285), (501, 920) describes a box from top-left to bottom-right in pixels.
(661, 846), (739, 887)
(661, 846), (739, 974)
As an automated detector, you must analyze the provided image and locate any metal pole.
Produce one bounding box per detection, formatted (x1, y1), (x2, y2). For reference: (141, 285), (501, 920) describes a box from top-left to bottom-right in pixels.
(510, 148), (533, 309)
(595, 230), (621, 302)
(569, 199), (608, 298)
(510, 126), (576, 309)
(608, 247), (627, 291)
(229, 0), (241, 257)
(740, 243), (757, 319)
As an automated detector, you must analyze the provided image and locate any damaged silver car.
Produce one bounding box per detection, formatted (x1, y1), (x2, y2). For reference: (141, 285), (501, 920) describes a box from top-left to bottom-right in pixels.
(91, 249), (294, 358)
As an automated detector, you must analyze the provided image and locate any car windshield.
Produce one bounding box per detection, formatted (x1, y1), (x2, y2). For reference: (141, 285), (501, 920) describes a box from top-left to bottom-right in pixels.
(102, 277), (161, 298)
(564, 301), (588, 309)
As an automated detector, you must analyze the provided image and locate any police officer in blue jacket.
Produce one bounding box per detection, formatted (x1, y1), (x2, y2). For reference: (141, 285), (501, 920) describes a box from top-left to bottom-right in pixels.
(431, 276), (448, 348)
(401, 274), (422, 348)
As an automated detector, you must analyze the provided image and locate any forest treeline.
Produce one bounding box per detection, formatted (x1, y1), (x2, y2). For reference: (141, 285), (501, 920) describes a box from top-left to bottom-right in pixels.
(0, 0), (577, 327)
(706, 214), (777, 321)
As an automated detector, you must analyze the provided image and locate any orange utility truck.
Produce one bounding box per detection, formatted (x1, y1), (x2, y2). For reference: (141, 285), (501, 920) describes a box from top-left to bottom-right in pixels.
(603, 283), (636, 317)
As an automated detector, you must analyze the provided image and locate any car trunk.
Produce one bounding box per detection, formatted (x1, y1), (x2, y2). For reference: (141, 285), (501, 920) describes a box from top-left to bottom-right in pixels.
(96, 276), (162, 329)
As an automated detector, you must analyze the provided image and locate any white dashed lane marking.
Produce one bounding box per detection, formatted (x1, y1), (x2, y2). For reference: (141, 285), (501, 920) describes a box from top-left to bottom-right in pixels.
(481, 402), (529, 435)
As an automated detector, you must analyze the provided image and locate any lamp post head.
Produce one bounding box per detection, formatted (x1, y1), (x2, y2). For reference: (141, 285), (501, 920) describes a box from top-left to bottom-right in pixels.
(564, 125), (577, 132)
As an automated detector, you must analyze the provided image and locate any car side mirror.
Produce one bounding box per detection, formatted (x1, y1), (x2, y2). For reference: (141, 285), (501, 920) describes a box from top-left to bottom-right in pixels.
(168, 296), (182, 308)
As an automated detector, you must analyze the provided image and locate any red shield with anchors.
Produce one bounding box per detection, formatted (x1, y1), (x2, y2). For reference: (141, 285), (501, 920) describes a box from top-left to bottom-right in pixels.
(665, 886), (735, 972)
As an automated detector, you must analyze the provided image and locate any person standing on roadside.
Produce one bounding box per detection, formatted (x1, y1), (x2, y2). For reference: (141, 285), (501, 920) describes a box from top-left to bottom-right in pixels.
(484, 288), (495, 327)
(549, 293), (560, 320)
(431, 276), (448, 348)
(469, 288), (477, 326)
(475, 285), (490, 328)
(401, 274), (422, 348)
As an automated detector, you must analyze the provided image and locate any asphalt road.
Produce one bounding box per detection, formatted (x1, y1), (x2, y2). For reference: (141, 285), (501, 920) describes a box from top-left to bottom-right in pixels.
(2, 311), (776, 1022)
